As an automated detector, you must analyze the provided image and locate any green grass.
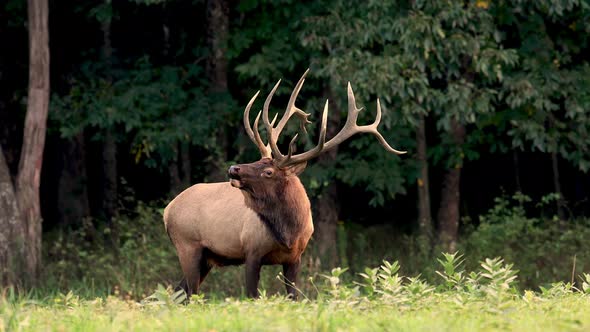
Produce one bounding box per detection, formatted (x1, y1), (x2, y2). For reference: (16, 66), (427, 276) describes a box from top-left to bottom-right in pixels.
(1, 291), (589, 331)
(3, 255), (590, 332)
(12, 196), (589, 331)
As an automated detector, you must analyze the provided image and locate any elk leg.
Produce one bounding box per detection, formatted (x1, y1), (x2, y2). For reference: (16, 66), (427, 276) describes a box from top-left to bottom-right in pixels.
(283, 259), (301, 300)
(245, 257), (262, 298)
(199, 256), (212, 284)
(175, 278), (189, 295)
(177, 244), (204, 296)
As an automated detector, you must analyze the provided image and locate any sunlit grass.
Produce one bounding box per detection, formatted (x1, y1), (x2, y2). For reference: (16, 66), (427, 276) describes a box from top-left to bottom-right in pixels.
(2, 255), (590, 332)
(1, 291), (589, 331)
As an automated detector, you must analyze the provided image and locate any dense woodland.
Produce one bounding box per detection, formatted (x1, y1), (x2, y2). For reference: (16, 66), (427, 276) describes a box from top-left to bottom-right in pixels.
(1, 0), (590, 291)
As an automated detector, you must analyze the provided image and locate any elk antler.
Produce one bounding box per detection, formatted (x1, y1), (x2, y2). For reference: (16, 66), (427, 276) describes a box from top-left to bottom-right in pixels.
(261, 70), (313, 162)
(244, 91), (278, 158)
(246, 70), (406, 166)
(243, 71), (311, 159)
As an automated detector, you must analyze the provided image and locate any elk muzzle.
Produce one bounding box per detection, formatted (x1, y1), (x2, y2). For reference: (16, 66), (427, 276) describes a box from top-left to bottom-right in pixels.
(228, 165), (243, 188)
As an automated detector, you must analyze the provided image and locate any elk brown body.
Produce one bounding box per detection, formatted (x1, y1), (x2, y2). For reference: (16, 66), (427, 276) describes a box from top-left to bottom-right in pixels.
(163, 70), (405, 299)
(164, 159), (312, 298)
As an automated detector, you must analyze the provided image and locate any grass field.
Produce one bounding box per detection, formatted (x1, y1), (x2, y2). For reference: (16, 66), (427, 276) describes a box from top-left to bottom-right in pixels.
(1, 290), (589, 331)
(2, 255), (590, 332)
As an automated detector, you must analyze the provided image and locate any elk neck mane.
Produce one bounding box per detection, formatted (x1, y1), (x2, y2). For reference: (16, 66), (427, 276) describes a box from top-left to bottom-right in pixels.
(244, 175), (310, 249)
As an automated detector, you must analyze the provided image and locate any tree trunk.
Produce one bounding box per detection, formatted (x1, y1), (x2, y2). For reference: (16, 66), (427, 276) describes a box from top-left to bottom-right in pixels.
(11, 0), (50, 283)
(0, 149), (24, 287)
(437, 120), (465, 253)
(101, 1), (112, 66)
(551, 150), (566, 220)
(101, 131), (118, 234)
(416, 114), (433, 244)
(168, 144), (182, 196)
(314, 180), (339, 267)
(168, 141), (191, 196)
(513, 150), (522, 192)
(205, 0), (230, 182)
(179, 141), (191, 189)
(206, 0), (229, 95)
(57, 134), (91, 227)
(100, 1), (118, 229)
(313, 88), (342, 268)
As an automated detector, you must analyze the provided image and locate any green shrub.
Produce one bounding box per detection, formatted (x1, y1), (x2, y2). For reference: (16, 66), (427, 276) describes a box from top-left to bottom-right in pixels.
(460, 193), (590, 289)
(42, 201), (179, 298)
(39, 192), (590, 299)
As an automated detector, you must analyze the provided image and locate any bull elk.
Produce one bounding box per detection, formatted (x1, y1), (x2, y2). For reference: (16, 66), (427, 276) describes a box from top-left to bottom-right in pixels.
(163, 70), (405, 299)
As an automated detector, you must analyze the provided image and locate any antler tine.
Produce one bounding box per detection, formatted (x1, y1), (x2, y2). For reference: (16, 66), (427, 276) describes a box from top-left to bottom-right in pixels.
(277, 82), (406, 168)
(262, 79), (285, 161)
(273, 69), (312, 138)
(288, 82), (362, 155)
(278, 83), (360, 167)
(262, 71), (312, 163)
(277, 99), (330, 168)
(329, 83), (406, 154)
(316, 82), (405, 154)
(243, 91), (259, 140)
(361, 99), (407, 154)
(252, 111), (272, 158)
(244, 91), (273, 158)
(345, 82), (362, 126)
(286, 133), (299, 159)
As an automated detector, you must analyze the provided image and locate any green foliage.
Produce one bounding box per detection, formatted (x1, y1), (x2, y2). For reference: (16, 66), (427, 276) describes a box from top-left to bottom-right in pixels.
(334, 255), (521, 311)
(489, 1), (590, 171)
(436, 252), (466, 291)
(42, 201), (180, 298)
(504, 61), (590, 171)
(302, 0), (518, 170)
(51, 58), (234, 168)
(41, 0), (590, 212)
(1, 0), (26, 27)
(230, 0), (314, 85)
(129, 0), (170, 5)
(87, 1), (116, 24)
(323, 192), (590, 290)
(461, 192), (590, 288)
(141, 284), (187, 307)
(320, 267), (360, 300)
(581, 273), (590, 294)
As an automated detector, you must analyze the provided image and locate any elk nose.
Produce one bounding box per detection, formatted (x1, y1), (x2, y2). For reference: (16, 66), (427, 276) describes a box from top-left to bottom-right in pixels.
(228, 165), (240, 176)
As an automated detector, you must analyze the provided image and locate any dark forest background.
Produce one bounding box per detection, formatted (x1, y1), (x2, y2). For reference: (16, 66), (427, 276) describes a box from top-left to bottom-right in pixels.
(1, 0), (590, 296)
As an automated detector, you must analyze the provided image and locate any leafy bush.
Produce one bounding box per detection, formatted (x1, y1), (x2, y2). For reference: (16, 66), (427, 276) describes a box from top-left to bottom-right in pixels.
(328, 192), (590, 291)
(42, 201), (180, 298)
(39, 192), (590, 299)
(319, 255), (523, 310)
(460, 193), (590, 289)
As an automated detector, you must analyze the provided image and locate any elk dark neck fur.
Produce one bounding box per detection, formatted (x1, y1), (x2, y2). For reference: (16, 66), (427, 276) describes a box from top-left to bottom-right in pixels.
(245, 176), (310, 249)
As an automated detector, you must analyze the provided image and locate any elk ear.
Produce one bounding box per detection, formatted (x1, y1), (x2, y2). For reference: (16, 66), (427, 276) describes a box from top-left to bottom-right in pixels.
(284, 162), (307, 176)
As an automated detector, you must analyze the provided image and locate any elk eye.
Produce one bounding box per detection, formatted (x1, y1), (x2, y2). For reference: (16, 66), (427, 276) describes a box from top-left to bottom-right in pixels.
(263, 169), (273, 177)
